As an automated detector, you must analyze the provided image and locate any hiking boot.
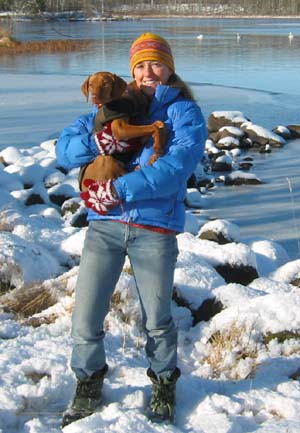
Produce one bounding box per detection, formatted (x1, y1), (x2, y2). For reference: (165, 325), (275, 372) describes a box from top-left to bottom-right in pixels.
(61, 364), (108, 428)
(147, 367), (181, 423)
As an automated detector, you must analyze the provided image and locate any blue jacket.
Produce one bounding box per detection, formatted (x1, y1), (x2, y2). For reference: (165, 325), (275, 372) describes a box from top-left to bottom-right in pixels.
(56, 84), (207, 233)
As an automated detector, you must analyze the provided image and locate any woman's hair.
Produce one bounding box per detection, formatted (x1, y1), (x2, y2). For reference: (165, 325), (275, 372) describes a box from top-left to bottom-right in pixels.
(128, 73), (195, 104)
(167, 73), (196, 101)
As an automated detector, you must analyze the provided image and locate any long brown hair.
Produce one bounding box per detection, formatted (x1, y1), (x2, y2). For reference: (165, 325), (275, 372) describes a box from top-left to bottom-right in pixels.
(167, 73), (196, 101)
(128, 73), (195, 107)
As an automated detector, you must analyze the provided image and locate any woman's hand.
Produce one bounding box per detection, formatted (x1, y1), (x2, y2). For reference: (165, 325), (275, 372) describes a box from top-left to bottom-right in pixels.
(80, 179), (120, 215)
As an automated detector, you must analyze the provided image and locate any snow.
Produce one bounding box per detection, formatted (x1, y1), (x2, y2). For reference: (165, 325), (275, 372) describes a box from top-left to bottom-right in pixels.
(211, 111), (248, 124)
(1, 137), (300, 433)
(241, 123), (286, 145)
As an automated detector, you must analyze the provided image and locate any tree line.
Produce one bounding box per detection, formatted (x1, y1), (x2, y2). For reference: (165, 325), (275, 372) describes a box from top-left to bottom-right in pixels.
(0, 0), (300, 16)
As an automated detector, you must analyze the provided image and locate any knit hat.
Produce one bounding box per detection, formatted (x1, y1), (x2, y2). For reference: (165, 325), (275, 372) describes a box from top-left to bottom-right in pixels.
(129, 33), (175, 75)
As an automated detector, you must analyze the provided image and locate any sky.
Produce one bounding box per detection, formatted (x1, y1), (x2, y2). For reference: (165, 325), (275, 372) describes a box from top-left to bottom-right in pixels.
(1, 116), (300, 433)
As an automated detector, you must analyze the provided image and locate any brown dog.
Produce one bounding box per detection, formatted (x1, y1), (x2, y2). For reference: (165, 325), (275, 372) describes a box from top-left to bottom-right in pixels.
(81, 71), (128, 107)
(79, 71), (166, 191)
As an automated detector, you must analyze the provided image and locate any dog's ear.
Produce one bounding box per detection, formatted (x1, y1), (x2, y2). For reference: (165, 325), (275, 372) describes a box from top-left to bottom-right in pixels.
(81, 76), (90, 101)
(111, 75), (128, 99)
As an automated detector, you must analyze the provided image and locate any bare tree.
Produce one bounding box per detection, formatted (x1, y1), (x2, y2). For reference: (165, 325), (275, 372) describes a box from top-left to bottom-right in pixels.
(1, 0), (300, 16)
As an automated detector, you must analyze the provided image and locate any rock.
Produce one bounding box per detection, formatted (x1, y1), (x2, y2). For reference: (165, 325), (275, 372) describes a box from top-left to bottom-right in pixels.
(44, 170), (66, 188)
(211, 154), (233, 172)
(48, 183), (77, 206)
(216, 136), (240, 150)
(25, 193), (45, 206)
(287, 124), (300, 138)
(61, 197), (82, 216)
(238, 162), (253, 170)
(193, 297), (223, 325)
(196, 176), (215, 189)
(272, 125), (292, 139)
(208, 131), (221, 142)
(241, 123), (286, 147)
(172, 287), (223, 325)
(259, 144), (272, 154)
(219, 125), (245, 140)
(215, 263), (259, 285)
(224, 170), (262, 186)
(70, 211), (88, 228)
(199, 219), (241, 244)
(61, 197), (88, 227)
(208, 111), (249, 132)
(239, 137), (253, 149)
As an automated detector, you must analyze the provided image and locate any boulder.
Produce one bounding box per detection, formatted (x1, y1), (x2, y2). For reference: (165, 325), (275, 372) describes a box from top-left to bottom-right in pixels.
(272, 125), (292, 139)
(216, 136), (240, 150)
(199, 219), (240, 244)
(208, 111), (249, 132)
(287, 124), (300, 138)
(48, 183), (77, 206)
(211, 154), (233, 172)
(208, 131), (221, 142)
(215, 263), (259, 285)
(241, 123), (286, 147)
(219, 125), (245, 140)
(224, 170), (262, 186)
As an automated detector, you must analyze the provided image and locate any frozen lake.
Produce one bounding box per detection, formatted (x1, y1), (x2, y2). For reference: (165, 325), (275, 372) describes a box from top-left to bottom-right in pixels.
(1, 17), (300, 258)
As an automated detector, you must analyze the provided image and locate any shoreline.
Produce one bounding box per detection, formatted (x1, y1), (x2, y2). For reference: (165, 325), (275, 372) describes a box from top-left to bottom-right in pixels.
(1, 13), (300, 21)
(133, 14), (300, 19)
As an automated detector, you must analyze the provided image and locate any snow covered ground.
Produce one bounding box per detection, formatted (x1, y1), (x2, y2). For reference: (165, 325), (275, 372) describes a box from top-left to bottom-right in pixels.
(1, 137), (300, 433)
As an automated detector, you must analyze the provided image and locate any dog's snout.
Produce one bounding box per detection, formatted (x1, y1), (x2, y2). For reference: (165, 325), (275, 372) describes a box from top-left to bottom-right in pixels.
(89, 78), (113, 105)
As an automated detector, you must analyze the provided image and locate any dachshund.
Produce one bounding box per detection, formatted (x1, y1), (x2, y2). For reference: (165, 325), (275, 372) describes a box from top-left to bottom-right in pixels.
(79, 71), (167, 191)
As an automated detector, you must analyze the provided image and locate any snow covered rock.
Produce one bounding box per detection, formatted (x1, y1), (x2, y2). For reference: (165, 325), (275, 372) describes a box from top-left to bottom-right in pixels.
(198, 219), (241, 244)
(208, 111), (250, 132)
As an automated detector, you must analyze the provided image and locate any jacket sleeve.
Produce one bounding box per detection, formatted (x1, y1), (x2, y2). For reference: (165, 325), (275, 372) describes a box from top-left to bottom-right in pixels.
(55, 112), (100, 170)
(113, 100), (207, 201)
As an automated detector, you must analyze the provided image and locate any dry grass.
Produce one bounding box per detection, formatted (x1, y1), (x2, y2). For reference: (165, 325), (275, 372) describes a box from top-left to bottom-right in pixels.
(22, 312), (60, 327)
(0, 265), (76, 326)
(204, 321), (258, 379)
(1, 283), (58, 317)
(0, 37), (95, 55)
(1, 280), (75, 327)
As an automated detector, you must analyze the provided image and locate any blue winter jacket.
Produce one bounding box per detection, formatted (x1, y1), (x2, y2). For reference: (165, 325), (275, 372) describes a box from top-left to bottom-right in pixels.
(56, 84), (207, 233)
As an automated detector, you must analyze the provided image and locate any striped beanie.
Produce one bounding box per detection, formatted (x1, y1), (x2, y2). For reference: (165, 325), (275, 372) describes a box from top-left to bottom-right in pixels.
(130, 33), (175, 75)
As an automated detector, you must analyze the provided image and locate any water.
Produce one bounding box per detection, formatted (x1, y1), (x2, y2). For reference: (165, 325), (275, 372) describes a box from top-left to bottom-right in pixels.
(1, 17), (300, 259)
(2, 18), (300, 94)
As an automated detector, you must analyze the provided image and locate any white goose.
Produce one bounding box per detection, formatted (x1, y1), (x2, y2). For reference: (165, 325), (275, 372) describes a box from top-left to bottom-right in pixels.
(196, 34), (204, 40)
(288, 32), (294, 41)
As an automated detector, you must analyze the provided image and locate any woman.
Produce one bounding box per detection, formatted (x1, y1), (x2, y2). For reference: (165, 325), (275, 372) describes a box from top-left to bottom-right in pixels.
(56, 33), (207, 427)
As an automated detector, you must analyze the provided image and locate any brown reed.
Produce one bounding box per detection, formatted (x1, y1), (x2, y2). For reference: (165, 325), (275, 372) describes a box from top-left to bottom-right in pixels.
(0, 38), (94, 55)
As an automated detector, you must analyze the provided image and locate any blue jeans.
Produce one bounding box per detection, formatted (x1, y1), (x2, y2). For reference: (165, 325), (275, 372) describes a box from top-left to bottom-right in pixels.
(71, 220), (179, 380)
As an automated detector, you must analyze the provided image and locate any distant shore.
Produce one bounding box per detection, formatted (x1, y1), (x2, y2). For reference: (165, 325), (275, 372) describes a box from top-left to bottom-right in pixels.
(1, 12), (300, 21)
(131, 14), (300, 19)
